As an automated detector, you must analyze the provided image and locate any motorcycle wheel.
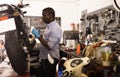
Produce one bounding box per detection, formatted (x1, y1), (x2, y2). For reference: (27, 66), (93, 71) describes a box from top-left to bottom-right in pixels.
(5, 30), (28, 74)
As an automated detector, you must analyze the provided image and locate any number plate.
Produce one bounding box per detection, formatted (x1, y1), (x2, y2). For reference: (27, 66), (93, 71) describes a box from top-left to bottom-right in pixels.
(0, 18), (16, 33)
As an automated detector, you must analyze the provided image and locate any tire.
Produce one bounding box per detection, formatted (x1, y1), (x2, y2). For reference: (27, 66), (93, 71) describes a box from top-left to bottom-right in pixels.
(5, 30), (27, 74)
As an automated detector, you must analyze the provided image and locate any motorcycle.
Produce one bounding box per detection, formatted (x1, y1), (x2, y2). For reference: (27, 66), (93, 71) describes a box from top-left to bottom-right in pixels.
(0, 4), (36, 74)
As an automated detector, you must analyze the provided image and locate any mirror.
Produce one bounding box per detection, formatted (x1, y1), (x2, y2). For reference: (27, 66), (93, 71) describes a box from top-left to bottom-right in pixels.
(112, 0), (120, 12)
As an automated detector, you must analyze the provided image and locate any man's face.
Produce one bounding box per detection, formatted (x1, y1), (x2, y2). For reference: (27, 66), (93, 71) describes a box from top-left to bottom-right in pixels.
(42, 11), (52, 24)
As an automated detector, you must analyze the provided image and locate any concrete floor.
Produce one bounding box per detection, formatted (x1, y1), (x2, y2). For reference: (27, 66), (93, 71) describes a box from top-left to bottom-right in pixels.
(0, 57), (30, 77)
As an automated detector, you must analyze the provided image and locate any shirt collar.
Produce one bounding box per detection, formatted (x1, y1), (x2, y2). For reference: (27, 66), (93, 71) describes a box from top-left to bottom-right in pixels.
(46, 20), (56, 28)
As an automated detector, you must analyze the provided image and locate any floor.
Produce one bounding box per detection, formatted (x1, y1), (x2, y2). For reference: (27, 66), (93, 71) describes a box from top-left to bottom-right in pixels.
(0, 57), (30, 77)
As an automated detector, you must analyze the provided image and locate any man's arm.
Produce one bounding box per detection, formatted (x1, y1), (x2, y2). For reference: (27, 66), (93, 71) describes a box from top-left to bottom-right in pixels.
(38, 36), (51, 50)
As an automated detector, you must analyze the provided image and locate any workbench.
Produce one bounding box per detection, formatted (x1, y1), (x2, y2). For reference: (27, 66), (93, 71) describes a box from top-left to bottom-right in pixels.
(59, 45), (81, 59)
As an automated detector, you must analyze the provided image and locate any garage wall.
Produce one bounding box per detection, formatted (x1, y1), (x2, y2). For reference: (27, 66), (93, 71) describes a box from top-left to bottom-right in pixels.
(0, 0), (113, 31)
(0, 0), (18, 4)
(0, 0), (80, 31)
(79, 0), (112, 18)
(22, 0), (80, 31)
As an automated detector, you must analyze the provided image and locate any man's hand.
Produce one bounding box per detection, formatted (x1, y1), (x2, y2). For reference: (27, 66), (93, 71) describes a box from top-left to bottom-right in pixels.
(32, 28), (40, 38)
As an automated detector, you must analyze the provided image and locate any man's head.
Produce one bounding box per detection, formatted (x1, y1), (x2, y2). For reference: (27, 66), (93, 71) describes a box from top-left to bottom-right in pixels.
(42, 7), (55, 24)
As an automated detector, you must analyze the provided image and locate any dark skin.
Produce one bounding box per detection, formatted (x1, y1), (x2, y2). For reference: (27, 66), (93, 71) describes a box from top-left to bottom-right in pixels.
(38, 10), (55, 50)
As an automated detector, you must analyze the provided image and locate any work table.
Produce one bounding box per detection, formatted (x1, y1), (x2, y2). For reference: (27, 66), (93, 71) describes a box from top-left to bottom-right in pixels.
(59, 45), (81, 58)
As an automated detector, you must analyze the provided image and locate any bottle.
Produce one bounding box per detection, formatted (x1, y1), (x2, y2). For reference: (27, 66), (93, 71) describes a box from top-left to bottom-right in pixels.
(76, 44), (81, 55)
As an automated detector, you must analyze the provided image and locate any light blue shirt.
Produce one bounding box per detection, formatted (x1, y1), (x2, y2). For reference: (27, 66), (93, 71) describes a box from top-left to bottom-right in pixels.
(39, 20), (62, 59)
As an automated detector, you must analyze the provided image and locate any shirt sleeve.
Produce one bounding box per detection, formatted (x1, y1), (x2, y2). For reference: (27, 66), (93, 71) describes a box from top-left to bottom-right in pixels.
(47, 32), (60, 49)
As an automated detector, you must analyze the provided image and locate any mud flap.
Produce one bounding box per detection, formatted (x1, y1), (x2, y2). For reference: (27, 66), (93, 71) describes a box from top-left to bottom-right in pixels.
(5, 30), (27, 74)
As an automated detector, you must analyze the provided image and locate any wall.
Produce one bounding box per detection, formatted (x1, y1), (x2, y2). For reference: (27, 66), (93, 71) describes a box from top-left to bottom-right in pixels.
(0, 0), (80, 31)
(23, 0), (114, 31)
(22, 0), (80, 31)
(0, 0), (114, 31)
(0, 0), (18, 4)
(79, 0), (113, 18)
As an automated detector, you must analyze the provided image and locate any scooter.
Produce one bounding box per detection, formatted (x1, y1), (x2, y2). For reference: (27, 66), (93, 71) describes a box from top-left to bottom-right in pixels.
(56, 57), (93, 77)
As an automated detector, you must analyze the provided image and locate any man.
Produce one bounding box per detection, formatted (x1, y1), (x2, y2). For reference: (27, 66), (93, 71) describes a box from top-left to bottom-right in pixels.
(32, 7), (62, 77)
